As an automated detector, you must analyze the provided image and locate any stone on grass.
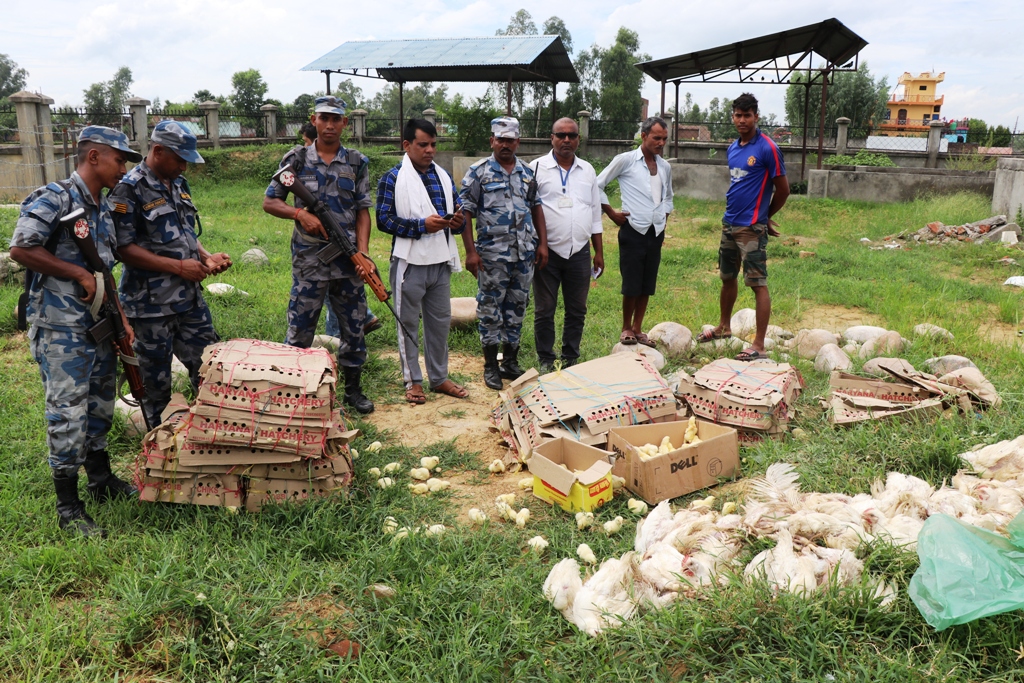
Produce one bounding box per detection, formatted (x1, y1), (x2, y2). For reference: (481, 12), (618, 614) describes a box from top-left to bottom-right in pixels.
(450, 297), (477, 327)
(610, 343), (666, 370)
(814, 344), (852, 372)
(859, 331), (905, 360)
(792, 328), (841, 359)
(0, 252), (25, 281)
(913, 323), (953, 341)
(842, 342), (860, 355)
(646, 322), (693, 358)
(842, 325), (888, 344)
(114, 398), (147, 437)
(730, 308), (757, 337)
(923, 355), (976, 375)
(240, 248), (269, 267)
(205, 282), (249, 297)
(765, 325), (794, 341)
(862, 357), (915, 376)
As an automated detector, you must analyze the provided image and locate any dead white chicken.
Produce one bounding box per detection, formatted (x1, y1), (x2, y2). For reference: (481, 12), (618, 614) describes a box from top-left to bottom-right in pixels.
(543, 558), (583, 621)
(627, 498), (649, 516)
(926, 487), (979, 518)
(577, 543), (598, 565)
(961, 435), (1024, 480)
(367, 467), (381, 478)
(367, 441), (383, 453)
(870, 512), (925, 550)
(681, 533), (743, 587)
(748, 462), (802, 508)
(570, 553), (640, 636)
(806, 545), (864, 588)
(376, 477), (395, 489)
(527, 536), (549, 554)
(634, 500), (679, 554)
(420, 455), (440, 470)
(383, 461), (402, 474)
(410, 467), (431, 481)
(426, 478), (451, 492)
(468, 508), (488, 524)
(517, 477), (535, 490)
(744, 528), (818, 596)
(576, 511), (595, 530)
(408, 483), (429, 495)
(515, 508), (531, 528)
(425, 524), (447, 537)
(638, 541), (688, 592)
(382, 516), (398, 534)
(488, 459), (506, 473)
(603, 516), (624, 535)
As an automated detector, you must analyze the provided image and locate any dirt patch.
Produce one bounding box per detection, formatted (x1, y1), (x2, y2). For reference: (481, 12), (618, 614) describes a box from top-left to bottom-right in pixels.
(789, 303), (882, 333)
(275, 593), (354, 648)
(446, 469), (528, 524)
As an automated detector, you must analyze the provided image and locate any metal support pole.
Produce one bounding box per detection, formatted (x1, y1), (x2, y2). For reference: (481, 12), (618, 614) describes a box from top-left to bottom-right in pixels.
(674, 81), (680, 159)
(325, 71), (331, 94)
(800, 81), (811, 183)
(398, 82), (404, 150)
(506, 78), (512, 116)
(816, 69), (830, 170)
(552, 82), (557, 125)
(660, 80), (666, 116)
(62, 126), (70, 178)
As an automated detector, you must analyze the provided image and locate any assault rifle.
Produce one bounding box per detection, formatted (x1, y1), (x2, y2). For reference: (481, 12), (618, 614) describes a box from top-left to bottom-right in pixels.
(271, 164), (413, 340)
(64, 207), (152, 432)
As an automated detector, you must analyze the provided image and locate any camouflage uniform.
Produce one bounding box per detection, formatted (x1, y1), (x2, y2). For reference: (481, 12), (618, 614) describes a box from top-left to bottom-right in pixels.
(11, 171), (118, 473)
(265, 143), (373, 367)
(459, 155), (541, 346)
(110, 161), (218, 427)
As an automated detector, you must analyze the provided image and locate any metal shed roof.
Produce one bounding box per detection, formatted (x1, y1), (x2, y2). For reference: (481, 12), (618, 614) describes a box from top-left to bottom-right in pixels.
(635, 18), (867, 83)
(301, 35), (578, 83)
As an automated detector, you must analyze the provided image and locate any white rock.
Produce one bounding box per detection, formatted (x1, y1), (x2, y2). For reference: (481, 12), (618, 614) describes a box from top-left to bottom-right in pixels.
(730, 308), (757, 337)
(646, 322), (693, 358)
(450, 297), (477, 327)
(842, 342), (860, 355)
(923, 355), (977, 375)
(862, 357), (915, 376)
(793, 328), (841, 359)
(842, 325), (889, 343)
(610, 344), (666, 370)
(859, 238), (872, 243)
(205, 283), (249, 297)
(762, 337), (777, 351)
(312, 335), (342, 352)
(240, 248), (269, 267)
(859, 331), (905, 360)
(913, 323), (953, 341)
(813, 344), (852, 372)
(0, 251), (25, 280)
(114, 398), (148, 436)
(765, 325), (794, 341)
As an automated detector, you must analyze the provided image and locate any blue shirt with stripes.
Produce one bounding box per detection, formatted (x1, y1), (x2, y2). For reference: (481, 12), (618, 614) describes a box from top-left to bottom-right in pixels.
(724, 129), (786, 226)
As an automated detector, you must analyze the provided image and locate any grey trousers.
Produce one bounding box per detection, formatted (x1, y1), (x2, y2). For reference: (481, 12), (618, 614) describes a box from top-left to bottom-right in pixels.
(533, 247), (592, 364)
(391, 257), (452, 389)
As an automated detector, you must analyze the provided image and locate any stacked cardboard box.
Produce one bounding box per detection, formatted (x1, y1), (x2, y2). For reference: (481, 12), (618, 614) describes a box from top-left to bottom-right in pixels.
(135, 339), (357, 510)
(491, 353), (677, 464)
(675, 358), (804, 442)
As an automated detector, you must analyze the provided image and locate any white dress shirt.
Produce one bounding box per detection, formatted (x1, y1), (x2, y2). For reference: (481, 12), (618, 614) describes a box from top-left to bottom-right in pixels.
(530, 151), (603, 260)
(596, 148), (674, 235)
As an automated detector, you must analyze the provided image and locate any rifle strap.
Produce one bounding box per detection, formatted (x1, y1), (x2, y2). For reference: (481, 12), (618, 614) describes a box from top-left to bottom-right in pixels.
(19, 179), (76, 330)
(88, 272), (104, 319)
(118, 352), (140, 366)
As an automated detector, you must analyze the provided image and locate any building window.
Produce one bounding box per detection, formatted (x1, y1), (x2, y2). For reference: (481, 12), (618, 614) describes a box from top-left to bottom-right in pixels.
(919, 85), (927, 91)
(932, 114), (939, 120)
(934, 106), (941, 113)
(885, 110), (891, 120)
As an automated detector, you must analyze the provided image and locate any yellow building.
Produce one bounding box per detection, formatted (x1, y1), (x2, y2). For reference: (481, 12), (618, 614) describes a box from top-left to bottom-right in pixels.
(877, 71), (944, 136)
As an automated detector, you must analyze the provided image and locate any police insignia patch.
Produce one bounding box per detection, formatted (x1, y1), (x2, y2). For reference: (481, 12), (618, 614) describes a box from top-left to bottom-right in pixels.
(180, 192), (191, 200)
(113, 202), (128, 213)
(279, 170), (296, 187)
(73, 219), (90, 239)
(747, 155), (756, 166)
(142, 198), (167, 211)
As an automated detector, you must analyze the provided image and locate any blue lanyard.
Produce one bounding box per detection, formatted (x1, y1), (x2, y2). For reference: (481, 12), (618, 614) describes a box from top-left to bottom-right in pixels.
(553, 151), (570, 194)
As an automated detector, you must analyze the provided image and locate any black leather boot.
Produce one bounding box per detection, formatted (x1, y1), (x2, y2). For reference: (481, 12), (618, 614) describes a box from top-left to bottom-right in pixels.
(343, 366), (375, 414)
(483, 344), (503, 390)
(84, 450), (138, 502)
(53, 471), (107, 538)
(499, 343), (525, 380)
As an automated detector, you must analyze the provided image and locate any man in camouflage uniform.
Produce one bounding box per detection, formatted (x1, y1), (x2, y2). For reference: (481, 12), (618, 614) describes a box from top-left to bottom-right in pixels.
(262, 96), (376, 414)
(460, 116), (547, 389)
(110, 121), (231, 428)
(10, 126), (142, 538)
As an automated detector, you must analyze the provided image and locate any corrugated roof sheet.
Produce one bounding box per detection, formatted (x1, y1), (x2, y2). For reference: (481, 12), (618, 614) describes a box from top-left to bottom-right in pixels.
(301, 35), (578, 83)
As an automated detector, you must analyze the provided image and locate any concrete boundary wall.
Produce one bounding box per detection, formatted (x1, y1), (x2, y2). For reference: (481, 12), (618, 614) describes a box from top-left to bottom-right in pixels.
(808, 166), (995, 203)
(992, 158), (1024, 219)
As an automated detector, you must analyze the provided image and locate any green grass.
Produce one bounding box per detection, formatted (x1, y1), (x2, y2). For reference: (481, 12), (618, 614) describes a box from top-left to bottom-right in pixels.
(2, 185), (1024, 680)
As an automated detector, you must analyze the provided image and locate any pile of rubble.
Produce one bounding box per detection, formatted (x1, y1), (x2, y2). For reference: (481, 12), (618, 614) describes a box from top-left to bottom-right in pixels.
(887, 215), (1021, 245)
(135, 339), (356, 511)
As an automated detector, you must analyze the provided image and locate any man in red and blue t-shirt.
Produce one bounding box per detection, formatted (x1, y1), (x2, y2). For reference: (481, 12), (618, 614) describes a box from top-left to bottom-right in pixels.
(696, 93), (789, 360)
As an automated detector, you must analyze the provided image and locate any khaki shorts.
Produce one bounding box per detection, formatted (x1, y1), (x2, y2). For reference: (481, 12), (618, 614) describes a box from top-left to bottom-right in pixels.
(719, 222), (768, 287)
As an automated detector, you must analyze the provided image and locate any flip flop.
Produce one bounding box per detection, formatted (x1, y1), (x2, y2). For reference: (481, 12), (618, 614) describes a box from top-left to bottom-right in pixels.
(363, 317), (384, 334)
(635, 332), (656, 348)
(405, 384), (427, 404)
(619, 330), (638, 345)
(431, 379), (469, 399)
(735, 348), (767, 362)
(696, 328), (732, 344)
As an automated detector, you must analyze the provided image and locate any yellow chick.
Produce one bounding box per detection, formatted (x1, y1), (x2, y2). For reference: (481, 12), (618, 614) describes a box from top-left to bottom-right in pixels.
(367, 583), (395, 599)
(627, 498), (648, 515)
(426, 478), (451, 492)
(350, 448), (359, 460)
(527, 536), (549, 554)
(408, 483), (430, 495)
(425, 524), (447, 537)
(368, 441), (383, 453)
(468, 508), (488, 524)
(689, 495), (715, 510)
(684, 416), (699, 444)
(658, 435), (674, 455)
(420, 456), (440, 470)
(410, 467), (431, 481)
(383, 462), (402, 474)
(517, 477), (534, 490)
(495, 493), (517, 506)
(515, 508), (531, 528)
(488, 459), (506, 473)
(495, 500), (515, 521)
(722, 501), (737, 515)
(367, 467), (381, 478)
(575, 511), (594, 530)
(611, 475), (625, 491)
(376, 477), (395, 489)
(382, 516), (398, 534)
(603, 515), (624, 535)
(577, 543), (598, 565)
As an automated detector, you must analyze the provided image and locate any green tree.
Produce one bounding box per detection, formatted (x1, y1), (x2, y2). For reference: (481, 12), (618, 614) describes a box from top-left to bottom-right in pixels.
(192, 89), (216, 104)
(596, 28), (650, 139)
(784, 62), (888, 132)
(230, 69), (268, 112)
(364, 82), (449, 135)
(561, 44), (603, 119)
(83, 66), (133, 112)
(0, 53), (28, 100)
(491, 9), (538, 115)
(991, 125), (1012, 147)
(966, 118), (989, 144)
(525, 16), (572, 136)
(440, 94), (501, 154)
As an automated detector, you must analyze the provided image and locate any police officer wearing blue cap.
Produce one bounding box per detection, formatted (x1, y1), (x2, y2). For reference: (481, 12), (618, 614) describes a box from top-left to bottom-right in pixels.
(10, 126), (142, 538)
(110, 120), (232, 428)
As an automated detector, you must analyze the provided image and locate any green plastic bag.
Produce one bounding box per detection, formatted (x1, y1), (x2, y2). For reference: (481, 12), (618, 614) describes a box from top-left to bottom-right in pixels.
(909, 512), (1024, 630)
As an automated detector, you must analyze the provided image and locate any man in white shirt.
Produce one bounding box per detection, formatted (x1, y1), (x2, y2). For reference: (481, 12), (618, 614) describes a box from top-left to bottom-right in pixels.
(530, 118), (604, 372)
(596, 117), (673, 347)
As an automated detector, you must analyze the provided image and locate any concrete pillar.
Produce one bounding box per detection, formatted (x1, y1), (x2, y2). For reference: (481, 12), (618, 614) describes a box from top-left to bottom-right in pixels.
(422, 108), (436, 126)
(577, 110), (590, 157)
(8, 91), (45, 189)
(662, 112), (675, 159)
(835, 117), (851, 156)
(926, 119), (946, 169)
(198, 101), (221, 149)
(34, 95), (55, 184)
(349, 109), (367, 145)
(260, 103), (278, 143)
(126, 97), (151, 159)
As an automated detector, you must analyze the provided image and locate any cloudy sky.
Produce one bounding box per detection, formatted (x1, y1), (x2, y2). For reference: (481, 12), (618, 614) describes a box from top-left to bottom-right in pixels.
(4, 0), (1022, 128)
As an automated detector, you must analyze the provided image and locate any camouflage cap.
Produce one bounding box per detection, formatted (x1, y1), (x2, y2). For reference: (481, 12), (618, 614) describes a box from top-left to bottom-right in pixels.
(151, 120), (204, 164)
(313, 96), (347, 116)
(77, 125), (143, 162)
(491, 116), (520, 139)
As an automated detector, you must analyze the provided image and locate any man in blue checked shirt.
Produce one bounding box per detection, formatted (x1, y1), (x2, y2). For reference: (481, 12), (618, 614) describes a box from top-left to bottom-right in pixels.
(376, 118), (469, 405)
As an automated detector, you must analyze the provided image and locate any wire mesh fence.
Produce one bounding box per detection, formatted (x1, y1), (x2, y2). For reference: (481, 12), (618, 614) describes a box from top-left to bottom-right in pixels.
(150, 107), (209, 140)
(365, 117), (402, 138)
(588, 120), (640, 141)
(217, 109), (265, 139)
(51, 107), (133, 140)
(845, 128), (938, 153)
(276, 114), (309, 142)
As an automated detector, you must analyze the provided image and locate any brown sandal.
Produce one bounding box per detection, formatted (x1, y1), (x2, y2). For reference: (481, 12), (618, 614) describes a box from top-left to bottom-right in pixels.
(635, 332), (656, 348)
(431, 379), (469, 399)
(405, 384), (427, 404)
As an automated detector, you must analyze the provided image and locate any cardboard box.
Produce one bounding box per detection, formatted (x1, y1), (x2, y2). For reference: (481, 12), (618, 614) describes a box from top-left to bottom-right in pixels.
(184, 404), (347, 457)
(607, 421), (740, 505)
(198, 339), (336, 419)
(529, 437), (614, 512)
(677, 359), (803, 432)
(246, 454), (352, 481)
(825, 371), (947, 425)
(244, 475), (343, 512)
(137, 472), (243, 507)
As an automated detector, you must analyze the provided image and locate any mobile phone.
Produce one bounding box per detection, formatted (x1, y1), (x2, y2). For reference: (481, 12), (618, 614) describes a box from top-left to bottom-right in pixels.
(442, 213), (454, 221)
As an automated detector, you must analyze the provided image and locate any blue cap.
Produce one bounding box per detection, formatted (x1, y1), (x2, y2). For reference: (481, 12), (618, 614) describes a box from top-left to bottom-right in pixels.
(77, 125), (143, 162)
(313, 96), (347, 116)
(151, 120), (204, 164)
(490, 116), (520, 139)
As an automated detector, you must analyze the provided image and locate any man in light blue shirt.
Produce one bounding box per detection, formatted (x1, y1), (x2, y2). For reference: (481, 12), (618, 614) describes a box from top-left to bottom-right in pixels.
(597, 117), (673, 347)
